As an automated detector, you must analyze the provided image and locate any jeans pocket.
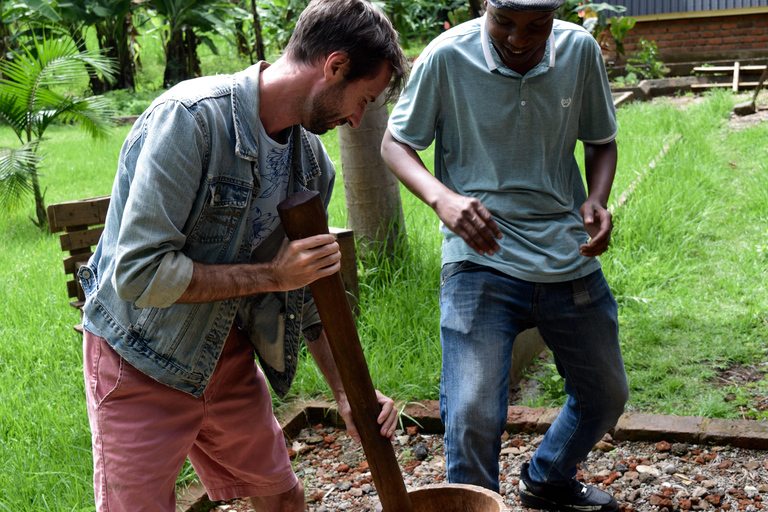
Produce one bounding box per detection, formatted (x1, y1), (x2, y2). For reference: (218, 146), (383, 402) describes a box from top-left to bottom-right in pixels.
(440, 261), (470, 287)
(85, 332), (125, 407)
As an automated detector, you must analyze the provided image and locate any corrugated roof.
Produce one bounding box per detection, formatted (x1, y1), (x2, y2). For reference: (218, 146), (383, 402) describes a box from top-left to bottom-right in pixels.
(606, 0), (768, 16)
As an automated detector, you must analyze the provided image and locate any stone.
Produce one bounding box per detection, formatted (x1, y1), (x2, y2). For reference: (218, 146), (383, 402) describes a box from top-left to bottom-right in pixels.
(413, 442), (429, 461)
(636, 465), (662, 476)
(733, 100), (757, 116)
(594, 440), (616, 452)
(704, 419), (768, 450)
(692, 487), (708, 498)
(614, 413), (704, 443)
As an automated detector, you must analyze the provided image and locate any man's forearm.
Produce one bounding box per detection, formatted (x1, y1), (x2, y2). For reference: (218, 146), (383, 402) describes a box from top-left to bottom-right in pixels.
(305, 329), (345, 398)
(176, 261), (281, 303)
(583, 140), (618, 207)
(381, 129), (446, 210)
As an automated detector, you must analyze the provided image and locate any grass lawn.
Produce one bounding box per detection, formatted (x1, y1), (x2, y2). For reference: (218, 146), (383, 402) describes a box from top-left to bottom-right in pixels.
(0, 88), (766, 510)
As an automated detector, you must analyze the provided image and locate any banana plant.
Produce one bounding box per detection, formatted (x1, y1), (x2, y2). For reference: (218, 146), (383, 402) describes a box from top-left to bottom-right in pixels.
(0, 33), (116, 229)
(147, 0), (247, 88)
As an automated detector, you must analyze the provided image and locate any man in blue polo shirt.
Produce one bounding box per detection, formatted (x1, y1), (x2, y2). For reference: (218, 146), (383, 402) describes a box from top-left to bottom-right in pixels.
(381, 0), (628, 510)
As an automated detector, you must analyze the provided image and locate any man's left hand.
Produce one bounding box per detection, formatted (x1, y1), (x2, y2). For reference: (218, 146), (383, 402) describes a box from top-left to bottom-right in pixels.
(337, 390), (398, 443)
(580, 199), (613, 257)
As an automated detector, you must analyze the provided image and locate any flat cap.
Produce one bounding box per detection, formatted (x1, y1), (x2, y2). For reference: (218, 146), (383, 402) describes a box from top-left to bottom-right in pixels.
(486, 0), (565, 11)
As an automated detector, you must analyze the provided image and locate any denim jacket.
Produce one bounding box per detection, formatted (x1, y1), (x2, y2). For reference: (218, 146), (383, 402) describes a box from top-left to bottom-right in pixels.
(78, 62), (335, 398)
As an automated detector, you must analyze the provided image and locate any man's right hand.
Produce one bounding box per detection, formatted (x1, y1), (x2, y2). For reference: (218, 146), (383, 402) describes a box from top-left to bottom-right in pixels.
(268, 234), (341, 291)
(177, 234), (340, 303)
(435, 192), (502, 256)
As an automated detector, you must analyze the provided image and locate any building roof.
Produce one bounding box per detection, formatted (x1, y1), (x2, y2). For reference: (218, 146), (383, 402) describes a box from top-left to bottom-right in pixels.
(607, 0), (768, 18)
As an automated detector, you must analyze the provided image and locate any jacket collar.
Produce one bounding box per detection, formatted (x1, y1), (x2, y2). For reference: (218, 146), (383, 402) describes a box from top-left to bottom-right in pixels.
(231, 61), (321, 187)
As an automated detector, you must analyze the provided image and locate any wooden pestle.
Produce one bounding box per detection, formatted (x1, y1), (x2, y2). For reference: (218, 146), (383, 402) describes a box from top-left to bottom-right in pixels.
(277, 190), (414, 512)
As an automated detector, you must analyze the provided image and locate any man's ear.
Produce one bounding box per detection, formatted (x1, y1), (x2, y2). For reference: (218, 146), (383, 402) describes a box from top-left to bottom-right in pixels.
(323, 51), (350, 83)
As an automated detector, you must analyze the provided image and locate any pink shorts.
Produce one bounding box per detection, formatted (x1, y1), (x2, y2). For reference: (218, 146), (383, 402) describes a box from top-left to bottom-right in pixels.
(83, 326), (297, 512)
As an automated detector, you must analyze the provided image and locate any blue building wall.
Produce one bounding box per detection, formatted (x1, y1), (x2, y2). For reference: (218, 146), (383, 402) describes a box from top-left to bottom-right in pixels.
(608, 0), (768, 16)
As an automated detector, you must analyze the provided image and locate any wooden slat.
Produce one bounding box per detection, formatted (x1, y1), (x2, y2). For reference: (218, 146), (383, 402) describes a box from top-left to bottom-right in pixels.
(62, 255), (92, 276)
(66, 279), (80, 300)
(733, 61), (741, 92)
(329, 227), (359, 315)
(59, 226), (104, 252)
(694, 65), (766, 73)
(47, 195), (110, 233)
(691, 81), (761, 89)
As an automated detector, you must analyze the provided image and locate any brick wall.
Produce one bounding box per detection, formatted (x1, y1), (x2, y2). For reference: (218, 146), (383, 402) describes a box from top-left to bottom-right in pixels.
(619, 13), (768, 63)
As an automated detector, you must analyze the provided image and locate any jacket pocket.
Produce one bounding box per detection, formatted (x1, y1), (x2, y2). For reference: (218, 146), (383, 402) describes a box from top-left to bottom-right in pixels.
(188, 177), (251, 244)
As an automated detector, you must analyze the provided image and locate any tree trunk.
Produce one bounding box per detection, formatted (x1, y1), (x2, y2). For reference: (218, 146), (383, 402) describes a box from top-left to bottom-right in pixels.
(467, 0), (483, 18)
(337, 97), (405, 258)
(163, 26), (199, 88)
(31, 165), (47, 231)
(0, 0), (6, 79)
(250, 0), (266, 62)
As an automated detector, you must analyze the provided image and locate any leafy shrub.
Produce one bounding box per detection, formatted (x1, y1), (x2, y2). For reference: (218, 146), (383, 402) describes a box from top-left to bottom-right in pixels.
(625, 38), (670, 80)
(104, 88), (165, 115)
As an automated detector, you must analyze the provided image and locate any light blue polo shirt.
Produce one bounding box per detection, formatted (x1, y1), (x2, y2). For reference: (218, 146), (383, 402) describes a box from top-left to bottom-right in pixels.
(388, 16), (617, 283)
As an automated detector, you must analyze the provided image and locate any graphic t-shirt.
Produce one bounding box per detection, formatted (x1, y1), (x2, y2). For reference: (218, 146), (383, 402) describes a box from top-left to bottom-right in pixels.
(251, 123), (292, 251)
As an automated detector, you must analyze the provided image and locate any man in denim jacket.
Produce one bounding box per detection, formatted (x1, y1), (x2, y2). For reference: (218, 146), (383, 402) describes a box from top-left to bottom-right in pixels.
(382, 0), (628, 511)
(77, 1), (408, 510)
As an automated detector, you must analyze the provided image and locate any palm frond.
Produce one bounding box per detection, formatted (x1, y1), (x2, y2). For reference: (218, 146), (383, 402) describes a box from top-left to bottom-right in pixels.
(55, 96), (115, 140)
(0, 92), (27, 142)
(0, 142), (43, 211)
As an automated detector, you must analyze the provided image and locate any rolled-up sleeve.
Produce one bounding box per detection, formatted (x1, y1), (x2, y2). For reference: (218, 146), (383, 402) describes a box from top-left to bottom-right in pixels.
(112, 100), (206, 308)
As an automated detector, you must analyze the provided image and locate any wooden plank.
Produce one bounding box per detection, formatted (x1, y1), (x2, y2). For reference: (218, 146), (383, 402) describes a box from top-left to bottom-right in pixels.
(59, 226), (104, 252)
(329, 227), (359, 315)
(693, 65), (766, 73)
(66, 279), (80, 300)
(47, 195), (110, 233)
(691, 81), (761, 89)
(62, 255), (92, 276)
(733, 61), (741, 92)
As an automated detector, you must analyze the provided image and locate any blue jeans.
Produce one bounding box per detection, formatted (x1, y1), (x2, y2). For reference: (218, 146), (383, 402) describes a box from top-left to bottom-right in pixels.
(439, 261), (628, 492)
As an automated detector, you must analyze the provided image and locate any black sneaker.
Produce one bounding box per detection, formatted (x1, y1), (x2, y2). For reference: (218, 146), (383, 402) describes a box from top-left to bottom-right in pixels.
(518, 462), (619, 512)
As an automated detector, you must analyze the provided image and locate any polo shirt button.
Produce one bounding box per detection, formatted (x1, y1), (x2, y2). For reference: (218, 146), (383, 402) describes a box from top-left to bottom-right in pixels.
(521, 101), (526, 106)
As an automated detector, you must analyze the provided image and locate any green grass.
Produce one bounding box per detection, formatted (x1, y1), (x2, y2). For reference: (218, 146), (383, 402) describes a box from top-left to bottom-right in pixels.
(1, 85), (767, 510)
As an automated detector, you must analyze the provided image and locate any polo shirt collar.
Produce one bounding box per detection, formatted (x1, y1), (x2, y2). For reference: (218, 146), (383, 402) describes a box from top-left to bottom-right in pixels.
(480, 12), (556, 76)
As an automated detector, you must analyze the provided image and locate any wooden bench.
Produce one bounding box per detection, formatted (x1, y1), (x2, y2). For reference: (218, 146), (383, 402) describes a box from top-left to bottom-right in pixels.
(47, 195), (111, 334)
(692, 62), (767, 92)
(47, 196), (361, 333)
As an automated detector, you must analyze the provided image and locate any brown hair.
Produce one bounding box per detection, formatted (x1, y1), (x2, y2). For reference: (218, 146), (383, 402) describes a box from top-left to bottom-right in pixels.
(284, 0), (408, 102)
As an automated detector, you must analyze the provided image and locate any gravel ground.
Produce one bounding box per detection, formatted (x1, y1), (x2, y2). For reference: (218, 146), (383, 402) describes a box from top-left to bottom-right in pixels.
(204, 424), (768, 512)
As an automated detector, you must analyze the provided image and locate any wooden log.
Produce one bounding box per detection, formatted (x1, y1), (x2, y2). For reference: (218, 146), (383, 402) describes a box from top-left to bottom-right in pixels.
(277, 191), (413, 512)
